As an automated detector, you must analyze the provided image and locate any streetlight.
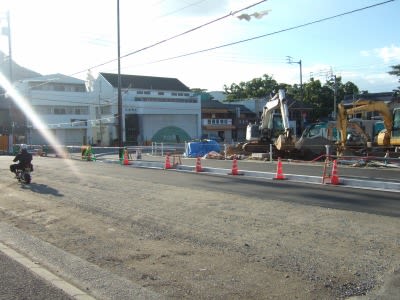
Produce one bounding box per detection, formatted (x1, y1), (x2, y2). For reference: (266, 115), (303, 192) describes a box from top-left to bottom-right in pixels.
(286, 56), (303, 101)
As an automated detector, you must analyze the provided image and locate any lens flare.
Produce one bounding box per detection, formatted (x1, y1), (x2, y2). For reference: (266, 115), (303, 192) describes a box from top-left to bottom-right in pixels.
(0, 72), (84, 178)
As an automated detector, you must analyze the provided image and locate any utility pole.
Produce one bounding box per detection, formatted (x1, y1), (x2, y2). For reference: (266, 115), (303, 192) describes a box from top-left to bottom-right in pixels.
(287, 56), (303, 101)
(117, 0), (123, 155)
(2, 11), (14, 149)
(333, 75), (337, 120)
(326, 72), (338, 120)
(5, 11), (12, 81)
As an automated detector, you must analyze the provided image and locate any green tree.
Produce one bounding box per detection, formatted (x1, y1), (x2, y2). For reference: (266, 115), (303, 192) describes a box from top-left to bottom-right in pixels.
(223, 74), (360, 120)
(301, 78), (333, 120)
(388, 64), (400, 93)
(223, 74), (278, 101)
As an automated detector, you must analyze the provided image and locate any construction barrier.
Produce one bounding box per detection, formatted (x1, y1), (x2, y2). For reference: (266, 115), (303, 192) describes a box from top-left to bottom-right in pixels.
(172, 155), (182, 168)
(322, 159), (340, 185)
(322, 158), (331, 184)
(82, 146), (96, 161)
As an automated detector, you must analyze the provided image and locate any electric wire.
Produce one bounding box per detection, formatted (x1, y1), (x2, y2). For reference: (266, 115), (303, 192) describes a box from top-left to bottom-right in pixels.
(69, 0), (267, 77)
(2, 1), (398, 128)
(158, 0), (209, 18)
(147, 0), (396, 64)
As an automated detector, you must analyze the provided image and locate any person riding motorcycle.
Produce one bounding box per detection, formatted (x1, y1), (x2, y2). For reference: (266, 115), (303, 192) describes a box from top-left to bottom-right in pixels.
(10, 145), (33, 174)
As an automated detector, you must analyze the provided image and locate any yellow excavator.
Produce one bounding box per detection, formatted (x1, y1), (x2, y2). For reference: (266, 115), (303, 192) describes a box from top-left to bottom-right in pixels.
(337, 99), (400, 154)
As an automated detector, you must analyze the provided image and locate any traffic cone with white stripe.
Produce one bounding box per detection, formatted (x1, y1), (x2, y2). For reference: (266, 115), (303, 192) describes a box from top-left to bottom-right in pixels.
(330, 159), (340, 185)
(273, 157), (286, 180)
(164, 153), (172, 169)
(195, 157), (203, 172)
(228, 156), (243, 175)
(123, 149), (129, 165)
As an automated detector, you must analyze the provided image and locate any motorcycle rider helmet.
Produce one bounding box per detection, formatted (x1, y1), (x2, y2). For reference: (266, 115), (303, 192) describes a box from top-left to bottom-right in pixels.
(20, 144), (28, 154)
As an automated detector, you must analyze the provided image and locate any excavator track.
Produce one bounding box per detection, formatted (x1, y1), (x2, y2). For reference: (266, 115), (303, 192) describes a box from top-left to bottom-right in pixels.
(242, 142), (271, 154)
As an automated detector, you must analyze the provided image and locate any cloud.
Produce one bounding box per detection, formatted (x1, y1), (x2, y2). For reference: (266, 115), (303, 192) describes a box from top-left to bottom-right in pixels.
(376, 45), (400, 63)
(360, 45), (400, 63)
(360, 50), (370, 57)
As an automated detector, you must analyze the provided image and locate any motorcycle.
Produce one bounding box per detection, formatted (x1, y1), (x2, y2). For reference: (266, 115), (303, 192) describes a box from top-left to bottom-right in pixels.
(15, 167), (32, 184)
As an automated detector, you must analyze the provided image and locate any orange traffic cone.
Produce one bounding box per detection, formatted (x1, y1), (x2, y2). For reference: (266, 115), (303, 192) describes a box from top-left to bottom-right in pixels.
(274, 157), (286, 180)
(164, 153), (172, 169)
(330, 159), (340, 185)
(195, 157), (203, 172)
(123, 149), (129, 165)
(228, 156), (243, 175)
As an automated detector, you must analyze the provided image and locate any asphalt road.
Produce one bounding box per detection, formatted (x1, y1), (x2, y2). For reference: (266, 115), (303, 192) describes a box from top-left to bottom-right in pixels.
(0, 251), (74, 300)
(69, 154), (400, 216)
(1, 155), (399, 299)
(121, 163), (400, 218)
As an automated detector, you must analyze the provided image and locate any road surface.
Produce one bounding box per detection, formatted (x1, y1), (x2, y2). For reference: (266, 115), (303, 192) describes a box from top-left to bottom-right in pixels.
(0, 155), (399, 299)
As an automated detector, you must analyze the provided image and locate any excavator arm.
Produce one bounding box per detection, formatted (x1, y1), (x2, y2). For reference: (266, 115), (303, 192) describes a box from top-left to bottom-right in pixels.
(244, 89), (294, 153)
(337, 99), (393, 152)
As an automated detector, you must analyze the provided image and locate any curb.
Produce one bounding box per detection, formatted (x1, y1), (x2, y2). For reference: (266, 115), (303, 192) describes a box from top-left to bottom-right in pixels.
(120, 160), (400, 193)
(0, 242), (95, 300)
(0, 222), (164, 300)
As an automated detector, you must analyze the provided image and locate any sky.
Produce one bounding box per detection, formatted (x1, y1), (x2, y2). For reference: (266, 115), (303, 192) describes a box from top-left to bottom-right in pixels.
(0, 0), (399, 93)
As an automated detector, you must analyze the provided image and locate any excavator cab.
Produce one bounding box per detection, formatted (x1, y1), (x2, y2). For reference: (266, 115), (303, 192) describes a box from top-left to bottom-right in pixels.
(246, 113), (284, 142)
(391, 108), (400, 146)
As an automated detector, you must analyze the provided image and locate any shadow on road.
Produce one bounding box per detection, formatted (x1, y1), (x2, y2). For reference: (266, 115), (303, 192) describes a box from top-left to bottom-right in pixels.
(21, 183), (64, 197)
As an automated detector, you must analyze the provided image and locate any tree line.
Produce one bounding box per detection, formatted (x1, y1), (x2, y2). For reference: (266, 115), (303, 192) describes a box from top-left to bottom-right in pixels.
(218, 64), (400, 121)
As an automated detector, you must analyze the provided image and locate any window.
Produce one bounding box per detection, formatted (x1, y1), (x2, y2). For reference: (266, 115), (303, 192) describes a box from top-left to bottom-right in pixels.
(158, 92), (164, 95)
(54, 84), (65, 91)
(35, 106), (52, 114)
(54, 108), (66, 114)
(134, 97), (197, 103)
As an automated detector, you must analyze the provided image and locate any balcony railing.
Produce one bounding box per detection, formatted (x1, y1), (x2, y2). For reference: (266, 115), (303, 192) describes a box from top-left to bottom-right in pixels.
(202, 118), (232, 126)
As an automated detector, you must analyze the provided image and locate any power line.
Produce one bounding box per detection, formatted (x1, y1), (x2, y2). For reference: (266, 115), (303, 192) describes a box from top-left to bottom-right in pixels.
(146, 0), (395, 65)
(158, 0), (208, 18)
(2, 0), (267, 95)
(70, 0), (267, 77)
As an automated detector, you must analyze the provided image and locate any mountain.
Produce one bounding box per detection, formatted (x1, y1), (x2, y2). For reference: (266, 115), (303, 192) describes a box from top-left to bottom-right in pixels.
(0, 50), (41, 81)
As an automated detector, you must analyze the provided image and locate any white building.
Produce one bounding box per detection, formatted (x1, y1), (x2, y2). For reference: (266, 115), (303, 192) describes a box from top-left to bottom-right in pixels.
(93, 73), (202, 145)
(15, 74), (95, 146)
(209, 91), (265, 118)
